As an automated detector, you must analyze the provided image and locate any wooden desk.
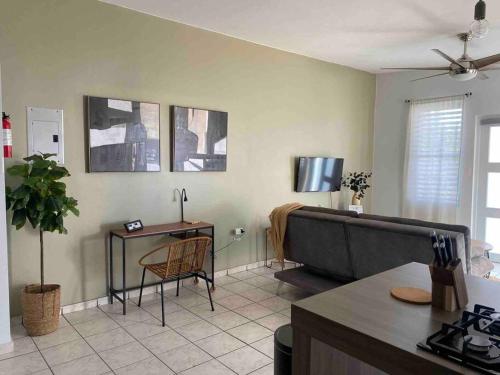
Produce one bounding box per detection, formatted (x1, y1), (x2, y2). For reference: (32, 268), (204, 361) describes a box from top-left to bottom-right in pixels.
(109, 221), (214, 315)
(292, 262), (500, 375)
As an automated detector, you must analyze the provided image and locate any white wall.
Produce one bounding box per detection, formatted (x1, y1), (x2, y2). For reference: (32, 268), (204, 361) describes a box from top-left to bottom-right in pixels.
(373, 70), (500, 229)
(0, 67), (12, 350)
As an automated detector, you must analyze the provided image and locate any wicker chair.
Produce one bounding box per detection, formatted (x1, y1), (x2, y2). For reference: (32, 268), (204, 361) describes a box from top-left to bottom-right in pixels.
(137, 237), (214, 326)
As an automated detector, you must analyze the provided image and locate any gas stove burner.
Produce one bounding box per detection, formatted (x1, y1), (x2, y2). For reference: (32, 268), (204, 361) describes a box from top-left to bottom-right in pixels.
(465, 335), (493, 353)
(418, 304), (500, 374)
(491, 313), (500, 323)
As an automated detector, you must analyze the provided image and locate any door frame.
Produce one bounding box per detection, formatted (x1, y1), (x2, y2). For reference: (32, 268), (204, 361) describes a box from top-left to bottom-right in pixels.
(472, 114), (500, 262)
(0, 65), (12, 352)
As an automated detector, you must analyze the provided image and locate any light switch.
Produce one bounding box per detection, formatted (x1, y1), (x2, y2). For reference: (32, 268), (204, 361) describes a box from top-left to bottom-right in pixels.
(27, 107), (64, 164)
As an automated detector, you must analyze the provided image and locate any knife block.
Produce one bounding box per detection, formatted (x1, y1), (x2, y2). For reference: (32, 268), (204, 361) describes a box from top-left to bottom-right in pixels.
(428, 259), (468, 312)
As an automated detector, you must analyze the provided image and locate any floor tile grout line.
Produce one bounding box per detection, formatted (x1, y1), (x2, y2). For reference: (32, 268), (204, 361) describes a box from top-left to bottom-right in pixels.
(111, 280), (276, 371)
(148, 340), (214, 374)
(132, 275), (291, 340)
(60, 315), (115, 374)
(186, 281), (292, 323)
(21, 267), (287, 374)
(83, 317), (178, 375)
(193, 329), (273, 360)
(27, 337), (55, 375)
(98, 295), (202, 374)
(0, 337), (39, 363)
(91, 287), (276, 365)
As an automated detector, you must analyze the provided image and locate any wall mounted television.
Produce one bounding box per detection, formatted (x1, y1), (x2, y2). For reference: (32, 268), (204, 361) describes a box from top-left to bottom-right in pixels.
(295, 157), (344, 192)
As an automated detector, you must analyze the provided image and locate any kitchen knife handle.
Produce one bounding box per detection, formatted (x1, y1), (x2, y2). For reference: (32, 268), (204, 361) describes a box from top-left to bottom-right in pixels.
(444, 235), (454, 266)
(430, 232), (442, 267)
(438, 234), (448, 266)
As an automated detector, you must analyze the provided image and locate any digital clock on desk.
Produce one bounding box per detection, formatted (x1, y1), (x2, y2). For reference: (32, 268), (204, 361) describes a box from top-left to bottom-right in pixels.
(123, 219), (144, 233)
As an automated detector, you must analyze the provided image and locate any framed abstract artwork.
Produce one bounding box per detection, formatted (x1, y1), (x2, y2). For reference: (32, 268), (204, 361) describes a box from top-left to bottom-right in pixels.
(87, 96), (160, 172)
(170, 106), (228, 172)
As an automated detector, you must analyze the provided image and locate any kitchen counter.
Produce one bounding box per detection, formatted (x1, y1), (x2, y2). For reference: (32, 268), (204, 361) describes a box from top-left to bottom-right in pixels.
(291, 262), (500, 374)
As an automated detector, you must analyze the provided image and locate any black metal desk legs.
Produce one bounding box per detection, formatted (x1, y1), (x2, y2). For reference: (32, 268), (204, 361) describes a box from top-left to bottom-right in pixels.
(122, 239), (126, 315)
(108, 234), (127, 315)
(109, 234), (113, 304)
(108, 226), (215, 315)
(211, 226), (215, 291)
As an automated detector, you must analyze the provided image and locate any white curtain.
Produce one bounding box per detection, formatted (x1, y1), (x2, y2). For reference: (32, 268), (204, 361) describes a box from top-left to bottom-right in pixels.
(402, 95), (464, 224)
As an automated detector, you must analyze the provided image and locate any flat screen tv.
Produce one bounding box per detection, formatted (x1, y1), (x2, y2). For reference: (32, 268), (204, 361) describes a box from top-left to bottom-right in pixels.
(295, 157), (344, 192)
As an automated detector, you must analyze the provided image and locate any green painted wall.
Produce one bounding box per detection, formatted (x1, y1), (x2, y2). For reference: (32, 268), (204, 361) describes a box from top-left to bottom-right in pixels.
(0, 0), (375, 315)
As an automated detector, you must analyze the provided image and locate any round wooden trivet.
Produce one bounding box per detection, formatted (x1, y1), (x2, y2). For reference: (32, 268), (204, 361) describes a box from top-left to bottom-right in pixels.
(390, 287), (432, 305)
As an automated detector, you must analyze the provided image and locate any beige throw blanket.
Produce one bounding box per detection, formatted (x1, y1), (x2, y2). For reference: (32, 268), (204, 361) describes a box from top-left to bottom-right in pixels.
(269, 202), (304, 263)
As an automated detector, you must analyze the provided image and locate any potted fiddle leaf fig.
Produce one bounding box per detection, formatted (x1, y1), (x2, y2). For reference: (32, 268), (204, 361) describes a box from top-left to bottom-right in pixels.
(5, 153), (79, 336)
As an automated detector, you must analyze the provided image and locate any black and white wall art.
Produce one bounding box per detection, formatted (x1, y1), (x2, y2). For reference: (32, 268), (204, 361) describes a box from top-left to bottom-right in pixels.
(170, 106), (228, 172)
(87, 96), (160, 172)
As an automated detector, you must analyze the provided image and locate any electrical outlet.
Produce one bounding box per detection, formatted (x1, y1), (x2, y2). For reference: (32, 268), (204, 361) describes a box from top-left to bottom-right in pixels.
(232, 227), (245, 241)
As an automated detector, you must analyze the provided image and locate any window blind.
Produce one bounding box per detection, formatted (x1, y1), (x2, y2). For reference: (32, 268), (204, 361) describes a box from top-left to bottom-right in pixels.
(403, 96), (464, 223)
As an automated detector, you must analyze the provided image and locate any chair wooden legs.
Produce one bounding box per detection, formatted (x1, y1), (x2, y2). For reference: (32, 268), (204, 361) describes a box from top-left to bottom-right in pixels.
(202, 271), (214, 311)
(138, 268), (146, 307)
(160, 280), (165, 327)
(176, 277), (180, 297)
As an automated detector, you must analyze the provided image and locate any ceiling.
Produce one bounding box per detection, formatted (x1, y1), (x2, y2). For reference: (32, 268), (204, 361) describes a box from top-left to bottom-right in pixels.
(102, 0), (500, 73)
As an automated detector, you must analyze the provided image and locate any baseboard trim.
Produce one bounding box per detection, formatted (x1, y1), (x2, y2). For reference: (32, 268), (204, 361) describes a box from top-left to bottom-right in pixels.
(38, 258), (272, 318)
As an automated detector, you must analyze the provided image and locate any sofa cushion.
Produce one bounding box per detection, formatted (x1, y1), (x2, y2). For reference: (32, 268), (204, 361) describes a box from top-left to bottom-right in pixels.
(285, 210), (355, 281)
(274, 266), (346, 294)
(345, 218), (466, 279)
(300, 206), (359, 218)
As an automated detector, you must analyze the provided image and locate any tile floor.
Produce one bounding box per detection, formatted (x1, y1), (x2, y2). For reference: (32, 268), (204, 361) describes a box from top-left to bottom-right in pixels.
(2, 264), (311, 375)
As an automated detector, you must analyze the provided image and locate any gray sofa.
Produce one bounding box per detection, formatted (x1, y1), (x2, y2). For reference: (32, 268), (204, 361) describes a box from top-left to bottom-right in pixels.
(281, 206), (470, 290)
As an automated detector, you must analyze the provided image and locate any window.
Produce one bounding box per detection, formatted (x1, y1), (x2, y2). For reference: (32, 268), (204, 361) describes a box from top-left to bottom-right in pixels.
(403, 96), (464, 223)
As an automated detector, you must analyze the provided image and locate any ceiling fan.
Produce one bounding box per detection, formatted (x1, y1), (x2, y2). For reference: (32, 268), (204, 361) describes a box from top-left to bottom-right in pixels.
(382, 0), (500, 82)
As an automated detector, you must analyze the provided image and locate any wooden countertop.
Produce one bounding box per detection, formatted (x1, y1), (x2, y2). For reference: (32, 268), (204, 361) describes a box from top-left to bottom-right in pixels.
(292, 262), (500, 374)
(110, 221), (214, 239)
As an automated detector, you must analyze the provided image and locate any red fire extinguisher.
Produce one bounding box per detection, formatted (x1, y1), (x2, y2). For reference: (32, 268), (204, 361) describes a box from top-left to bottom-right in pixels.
(3, 112), (12, 158)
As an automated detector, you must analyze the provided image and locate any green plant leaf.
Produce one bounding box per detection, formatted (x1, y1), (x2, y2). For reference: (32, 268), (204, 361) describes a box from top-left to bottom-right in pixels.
(5, 186), (13, 210)
(41, 153), (57, 159)
(13, 194), (30, 210)
(30, 167), (49, 178)
(6, 153), (78, 234)
(50, 181), (66, 195)
(47, 166), (69, 180)
(23, 154), (44, 162)
(27, 212), (41, 228)
(68, 206), (80, 216)
(7, 164), (30, 177)
(31, 159), (52, 170)
(11, 185), (30, 199)
(12, 209), (27, 229)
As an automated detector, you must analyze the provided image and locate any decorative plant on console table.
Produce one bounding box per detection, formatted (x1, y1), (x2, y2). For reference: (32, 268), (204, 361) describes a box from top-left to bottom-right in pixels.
(342, 171), (372, 205)
(6, 153), (79, 336)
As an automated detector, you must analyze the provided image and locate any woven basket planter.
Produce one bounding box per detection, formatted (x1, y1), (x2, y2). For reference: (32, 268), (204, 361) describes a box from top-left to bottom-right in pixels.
(21, 284), (61, 336)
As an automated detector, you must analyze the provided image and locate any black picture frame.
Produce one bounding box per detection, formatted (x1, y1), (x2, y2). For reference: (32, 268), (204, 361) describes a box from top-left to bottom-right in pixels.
(86, 96), (160, 173)
(170, 105), (228, 172)
(124, 219), (144, 233)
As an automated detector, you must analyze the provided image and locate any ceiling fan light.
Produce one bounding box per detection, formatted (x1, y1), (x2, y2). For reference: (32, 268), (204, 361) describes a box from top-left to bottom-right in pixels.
(451, 70), (478, 81)
(471, 19), (489, 38)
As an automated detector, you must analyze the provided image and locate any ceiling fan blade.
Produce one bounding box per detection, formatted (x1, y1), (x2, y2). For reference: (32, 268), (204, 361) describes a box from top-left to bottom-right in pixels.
(432, 49), (466, 69)
(481, 66), (500, 71)
(381, 67), (450, 71)
(411, 72), (449, 82)
(473, 54), (500, 69)
(477, 71), (489, 80)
